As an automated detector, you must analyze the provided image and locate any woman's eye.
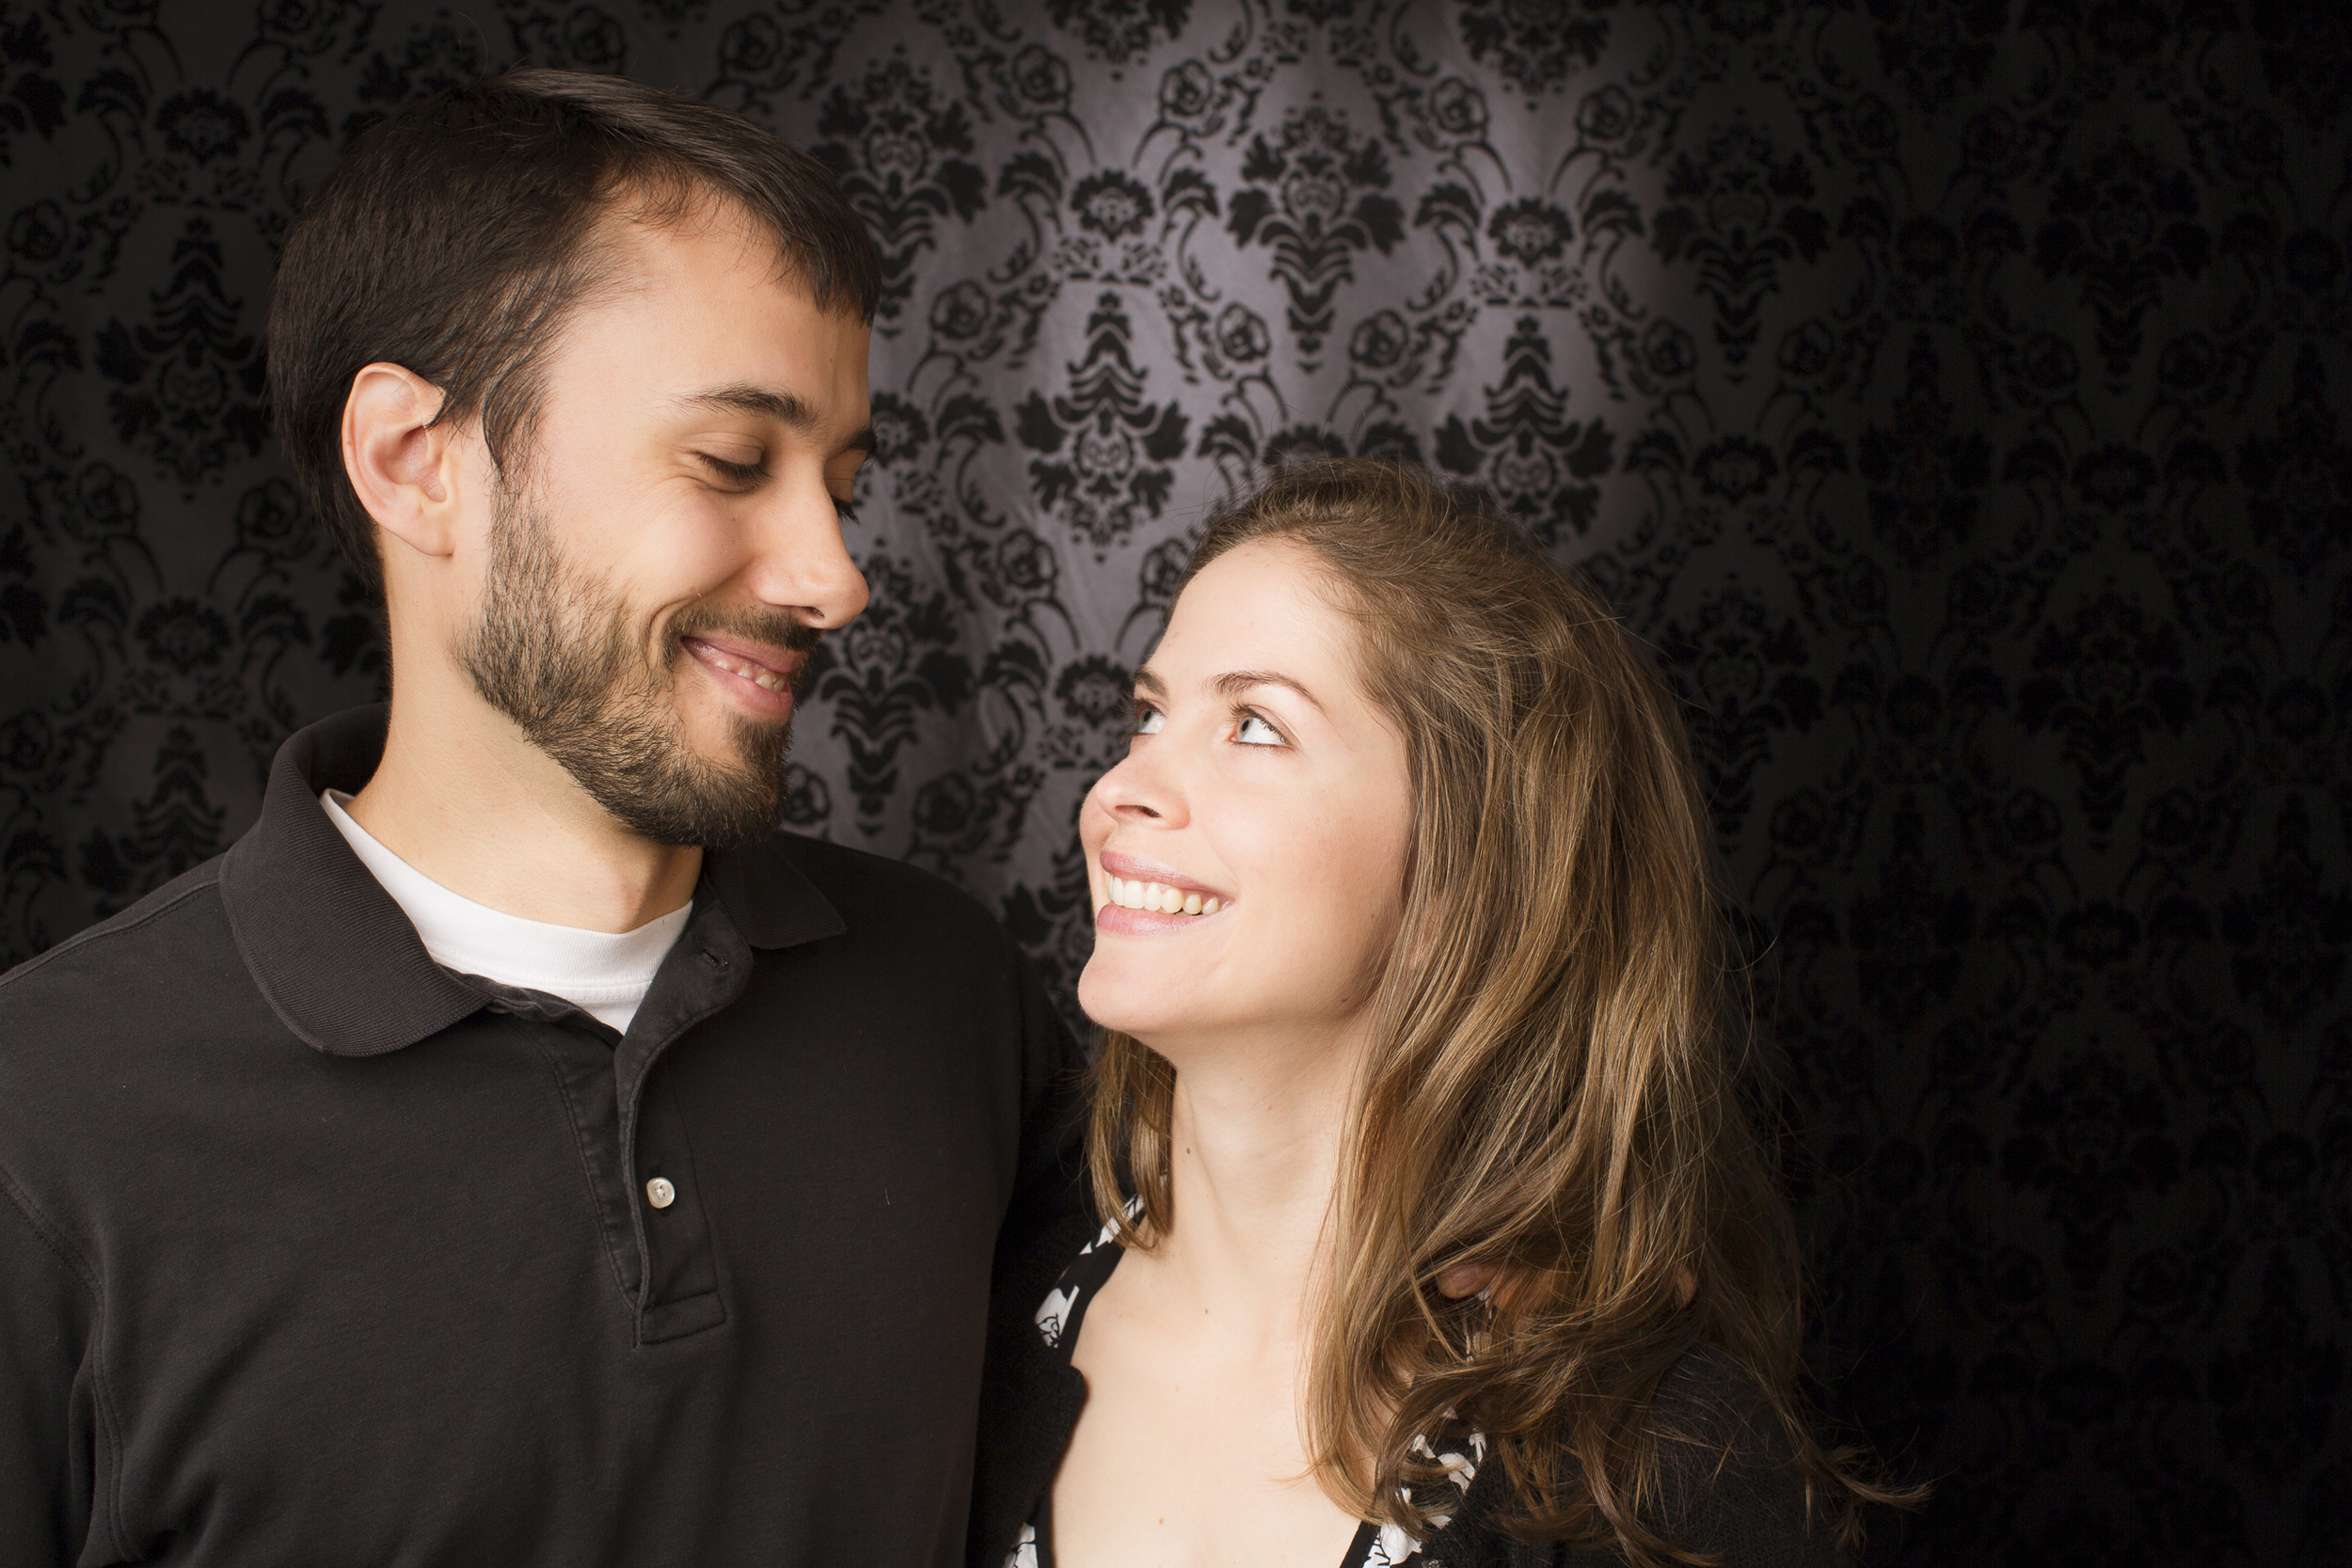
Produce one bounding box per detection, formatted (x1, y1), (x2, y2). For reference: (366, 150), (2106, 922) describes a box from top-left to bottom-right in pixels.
(1135, 706), (1166, 736)
(1235, 713), (1284, 746)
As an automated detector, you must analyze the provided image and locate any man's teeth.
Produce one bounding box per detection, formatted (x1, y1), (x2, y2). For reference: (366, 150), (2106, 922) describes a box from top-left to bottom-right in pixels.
(1104, 875), (1219, 917)
(704, 648), (789, 692)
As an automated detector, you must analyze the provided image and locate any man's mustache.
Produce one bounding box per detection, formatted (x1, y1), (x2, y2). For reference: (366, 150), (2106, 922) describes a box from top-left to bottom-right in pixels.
(667, 604), (825, 657)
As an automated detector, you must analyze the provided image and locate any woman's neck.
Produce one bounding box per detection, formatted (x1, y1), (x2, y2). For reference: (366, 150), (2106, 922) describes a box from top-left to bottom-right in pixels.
(1147, 1020), (1367, 1342)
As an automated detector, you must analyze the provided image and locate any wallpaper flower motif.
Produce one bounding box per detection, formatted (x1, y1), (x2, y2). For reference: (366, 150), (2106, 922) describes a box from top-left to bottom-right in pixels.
(2, 3), (2345, 1562)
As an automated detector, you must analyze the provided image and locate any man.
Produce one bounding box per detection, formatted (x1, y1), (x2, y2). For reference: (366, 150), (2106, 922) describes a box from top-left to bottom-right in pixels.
(0, 71), (1081, 1565)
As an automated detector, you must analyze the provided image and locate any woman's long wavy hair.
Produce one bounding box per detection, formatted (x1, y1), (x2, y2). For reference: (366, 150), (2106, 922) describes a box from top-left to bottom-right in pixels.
(1087, 459), (1892, 1560)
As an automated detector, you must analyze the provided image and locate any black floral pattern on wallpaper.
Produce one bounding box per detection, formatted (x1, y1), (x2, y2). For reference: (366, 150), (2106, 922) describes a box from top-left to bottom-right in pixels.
(2, 3), (2345, 1562)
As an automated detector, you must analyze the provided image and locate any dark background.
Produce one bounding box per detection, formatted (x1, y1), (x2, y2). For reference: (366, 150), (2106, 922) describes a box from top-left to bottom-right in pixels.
(2, 0), (2345, 1561)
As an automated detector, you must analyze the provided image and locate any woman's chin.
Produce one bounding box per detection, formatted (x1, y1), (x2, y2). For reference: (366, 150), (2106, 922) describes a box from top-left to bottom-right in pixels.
(1077, 963), (1193, 1042)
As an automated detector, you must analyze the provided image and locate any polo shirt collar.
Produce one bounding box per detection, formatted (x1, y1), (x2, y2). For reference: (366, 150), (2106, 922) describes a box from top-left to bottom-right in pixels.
(220, 704), (844, 1057)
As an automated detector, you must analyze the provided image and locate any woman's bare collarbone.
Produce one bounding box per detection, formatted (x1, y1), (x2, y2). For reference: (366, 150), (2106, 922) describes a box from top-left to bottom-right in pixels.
(1049, 1248), (1363, 1568)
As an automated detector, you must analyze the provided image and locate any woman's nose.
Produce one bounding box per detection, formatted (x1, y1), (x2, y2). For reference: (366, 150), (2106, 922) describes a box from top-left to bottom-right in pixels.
(1089, 744), (1187, 828)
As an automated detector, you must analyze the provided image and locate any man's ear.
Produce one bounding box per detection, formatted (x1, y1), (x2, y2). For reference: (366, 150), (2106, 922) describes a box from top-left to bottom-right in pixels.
(342, 363), (461, 559)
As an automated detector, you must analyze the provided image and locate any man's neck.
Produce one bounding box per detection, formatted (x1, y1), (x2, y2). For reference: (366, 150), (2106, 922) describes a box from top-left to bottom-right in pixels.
(344, 693), (702, 934)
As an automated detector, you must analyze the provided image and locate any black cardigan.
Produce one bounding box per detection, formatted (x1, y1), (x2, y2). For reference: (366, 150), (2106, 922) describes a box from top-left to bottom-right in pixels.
(969, 1209), (1846, 1568)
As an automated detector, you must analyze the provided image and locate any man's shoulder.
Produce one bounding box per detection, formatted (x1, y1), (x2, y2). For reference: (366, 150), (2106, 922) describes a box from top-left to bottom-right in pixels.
(0, 857), (231, 1008)
(760, 830), (1007, 944)
(0, 857), (255, 1177)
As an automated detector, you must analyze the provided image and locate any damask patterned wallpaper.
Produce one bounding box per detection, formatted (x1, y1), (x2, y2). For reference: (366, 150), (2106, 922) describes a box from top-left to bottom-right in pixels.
(2, 0), (2345, 1560)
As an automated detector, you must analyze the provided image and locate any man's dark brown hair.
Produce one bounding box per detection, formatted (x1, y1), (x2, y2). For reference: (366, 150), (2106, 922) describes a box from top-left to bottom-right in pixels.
(267, 68), (882, 599)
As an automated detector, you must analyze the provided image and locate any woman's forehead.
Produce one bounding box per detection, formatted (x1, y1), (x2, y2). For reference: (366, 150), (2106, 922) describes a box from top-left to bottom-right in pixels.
(1157, 541), (1354, 670)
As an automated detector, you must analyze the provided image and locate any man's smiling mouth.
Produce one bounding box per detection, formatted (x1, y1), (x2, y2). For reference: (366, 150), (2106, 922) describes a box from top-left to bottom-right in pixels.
(682, 636), (797, 693)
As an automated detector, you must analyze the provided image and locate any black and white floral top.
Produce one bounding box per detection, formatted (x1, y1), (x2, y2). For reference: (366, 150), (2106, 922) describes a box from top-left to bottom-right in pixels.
(1005, 1207), (1486, 1568)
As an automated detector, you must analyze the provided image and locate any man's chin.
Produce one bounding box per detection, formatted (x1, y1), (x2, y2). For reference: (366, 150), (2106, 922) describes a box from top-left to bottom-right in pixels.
(675, 690), (795, 757)
(594, 772), (788, 850)
(557, 715), (797, 851)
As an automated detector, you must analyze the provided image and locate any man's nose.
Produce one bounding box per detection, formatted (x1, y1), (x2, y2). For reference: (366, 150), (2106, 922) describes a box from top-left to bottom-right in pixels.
(742, 478), (868, 629)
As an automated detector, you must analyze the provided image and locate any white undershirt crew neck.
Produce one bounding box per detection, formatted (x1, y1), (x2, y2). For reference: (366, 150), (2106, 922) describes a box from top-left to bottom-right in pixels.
(319, 790), (691, 1034)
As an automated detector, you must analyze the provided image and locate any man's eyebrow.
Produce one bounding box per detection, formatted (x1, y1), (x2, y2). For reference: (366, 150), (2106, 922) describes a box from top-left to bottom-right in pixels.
(678, 384), (876, 455)
(1213, 670), (1326, 714)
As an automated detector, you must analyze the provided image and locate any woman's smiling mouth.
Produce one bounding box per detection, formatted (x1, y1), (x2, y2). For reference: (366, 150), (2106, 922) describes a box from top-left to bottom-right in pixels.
(1096, 851), (1232, 930)
(1104, 874), (1221, 917)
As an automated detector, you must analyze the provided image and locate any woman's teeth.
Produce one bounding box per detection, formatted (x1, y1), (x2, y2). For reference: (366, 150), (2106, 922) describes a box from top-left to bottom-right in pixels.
(1104, 875), (1219, 917)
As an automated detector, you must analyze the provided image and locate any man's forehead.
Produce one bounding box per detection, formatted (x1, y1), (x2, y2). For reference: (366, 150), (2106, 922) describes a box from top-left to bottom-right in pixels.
(593, 188), (842, 307)
(561, 205), (872, 442)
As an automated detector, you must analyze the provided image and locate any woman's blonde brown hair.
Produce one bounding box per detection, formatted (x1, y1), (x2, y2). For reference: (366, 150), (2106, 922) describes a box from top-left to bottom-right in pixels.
(1088, 459), (1894, 1560)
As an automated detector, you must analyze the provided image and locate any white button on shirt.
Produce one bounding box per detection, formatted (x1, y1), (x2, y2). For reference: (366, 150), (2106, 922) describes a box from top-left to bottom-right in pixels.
(646, 1178), (676, 1210)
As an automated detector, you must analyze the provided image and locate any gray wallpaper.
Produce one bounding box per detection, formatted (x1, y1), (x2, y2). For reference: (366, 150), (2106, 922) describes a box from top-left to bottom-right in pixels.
(4, 1), (2348, 1560)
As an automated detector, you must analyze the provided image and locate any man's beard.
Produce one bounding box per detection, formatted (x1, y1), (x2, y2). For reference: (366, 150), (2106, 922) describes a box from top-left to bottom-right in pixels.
(458, 489), (819, 849)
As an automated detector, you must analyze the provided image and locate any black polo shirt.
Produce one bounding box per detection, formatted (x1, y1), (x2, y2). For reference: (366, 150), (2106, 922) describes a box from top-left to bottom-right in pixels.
(0, 705), (1085, 1566)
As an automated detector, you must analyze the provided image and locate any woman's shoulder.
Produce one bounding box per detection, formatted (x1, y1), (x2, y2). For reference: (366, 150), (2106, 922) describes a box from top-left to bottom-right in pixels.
(1434, 1346), (1847, 1568)
(1643, 1347), (1843, 1565)
(1029, 1200), (1132, 1350)
(1646, 1343), (1798, 1463)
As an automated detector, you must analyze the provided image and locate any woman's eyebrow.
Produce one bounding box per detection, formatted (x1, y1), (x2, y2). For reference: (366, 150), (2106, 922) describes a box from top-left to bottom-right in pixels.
(1212, 669), (1326, 714)
(1130, 666), (1326, 714)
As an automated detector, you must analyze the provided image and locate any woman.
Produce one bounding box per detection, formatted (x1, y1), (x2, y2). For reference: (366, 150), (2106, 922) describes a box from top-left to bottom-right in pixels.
(977, 460), (1897, 1567)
